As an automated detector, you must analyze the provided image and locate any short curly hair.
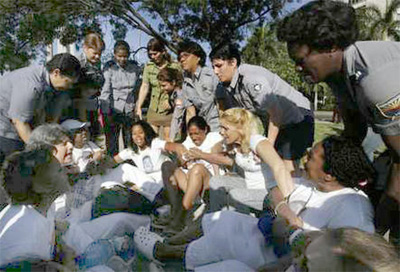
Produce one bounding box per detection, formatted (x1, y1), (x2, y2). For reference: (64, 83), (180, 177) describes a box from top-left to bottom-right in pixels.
(322, 136), (375, 188)
(277, 0), (358, 51)
(1, 146), (53, 203)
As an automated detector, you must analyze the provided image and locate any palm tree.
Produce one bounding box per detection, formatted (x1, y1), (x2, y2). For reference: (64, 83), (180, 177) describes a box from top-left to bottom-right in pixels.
(358, 0), (400, 41)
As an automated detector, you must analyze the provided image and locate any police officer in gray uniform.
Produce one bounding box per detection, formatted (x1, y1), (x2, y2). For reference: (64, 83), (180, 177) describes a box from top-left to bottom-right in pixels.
(0, 53), (81, 160)
(277, 0), (400, 247)
(177, 40), (220, 132)
(210, 44), (314, 174)
(100, 41), (141, 155)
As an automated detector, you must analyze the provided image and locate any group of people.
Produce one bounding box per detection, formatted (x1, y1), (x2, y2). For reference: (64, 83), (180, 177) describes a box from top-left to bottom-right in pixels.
(0, 0), (399, 271)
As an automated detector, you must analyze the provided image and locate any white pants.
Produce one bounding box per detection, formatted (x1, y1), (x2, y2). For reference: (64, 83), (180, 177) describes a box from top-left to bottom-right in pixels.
(185, 211), (276, 270)
(64, 212), (150, 254)
(100, 164), (163, 202)
(195, 260), (255, 272)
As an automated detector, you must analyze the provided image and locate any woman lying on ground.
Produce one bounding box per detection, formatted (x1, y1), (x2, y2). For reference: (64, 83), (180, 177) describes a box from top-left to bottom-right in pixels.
(134, 120), (376, 271)
(185, 228), (399, 272)
(154, 116), (223, 233)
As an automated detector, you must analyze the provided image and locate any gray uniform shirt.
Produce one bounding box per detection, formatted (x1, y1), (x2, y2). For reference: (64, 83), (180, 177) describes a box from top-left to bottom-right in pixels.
(100, 60), (140, 114)
(0, 65), (52, 140)
(182, 66), (220, 131)
(332, 41), (400, 136)
(220, 64), (311, 127)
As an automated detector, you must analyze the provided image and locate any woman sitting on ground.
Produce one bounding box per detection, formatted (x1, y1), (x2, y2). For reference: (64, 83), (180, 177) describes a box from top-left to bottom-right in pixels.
(156, 116), (223, 233)
(134, 113), (376, 271)
(207, 108), (280, 214)
(113, 119), (186, 202)
(0, 145), (74, 270)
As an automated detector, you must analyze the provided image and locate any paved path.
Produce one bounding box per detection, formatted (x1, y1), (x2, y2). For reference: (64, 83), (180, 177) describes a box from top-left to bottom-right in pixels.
(314, 111), (333, 121)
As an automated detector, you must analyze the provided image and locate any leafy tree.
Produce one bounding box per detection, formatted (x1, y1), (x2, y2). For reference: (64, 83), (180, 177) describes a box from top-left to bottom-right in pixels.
(0, 0), (290, 72)
(139, 0), (286, 47)
(242, 24), (336, 110)
(356, 0), (400, 41)
(74, 0), (290, 50)
(0, 0), (100, 72)
(242, 24), (307, 93)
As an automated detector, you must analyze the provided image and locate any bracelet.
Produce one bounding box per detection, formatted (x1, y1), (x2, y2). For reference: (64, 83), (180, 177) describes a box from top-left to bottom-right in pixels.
(289, 228), (304, 245)
(274, 200), (288, 215)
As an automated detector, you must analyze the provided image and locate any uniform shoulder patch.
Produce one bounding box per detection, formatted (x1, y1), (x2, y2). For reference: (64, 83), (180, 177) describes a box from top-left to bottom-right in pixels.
(375, 93), (400, 120)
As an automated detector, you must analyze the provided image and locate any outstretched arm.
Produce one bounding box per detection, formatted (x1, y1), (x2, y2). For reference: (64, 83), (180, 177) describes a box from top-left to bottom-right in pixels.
(186, 141), (234, 167)
(255, 139), (295, 198)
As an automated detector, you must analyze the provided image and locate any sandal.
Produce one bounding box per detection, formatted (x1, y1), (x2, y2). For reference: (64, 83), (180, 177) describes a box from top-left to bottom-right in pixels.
(134, 227), (165, 265)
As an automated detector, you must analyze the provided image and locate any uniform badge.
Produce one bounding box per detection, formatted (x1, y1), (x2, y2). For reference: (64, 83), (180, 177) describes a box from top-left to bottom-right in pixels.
(375, 93), (400, 120)
(254, 84), (262, 92)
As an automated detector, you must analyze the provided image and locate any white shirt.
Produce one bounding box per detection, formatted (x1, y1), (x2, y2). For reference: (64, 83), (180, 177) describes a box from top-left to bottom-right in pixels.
(0, 205), (55, 267)
(290, 178), (375, 233)
(182, 132), (223, 174)
(72, 141), (101, 172)
(117, 138), (169, 182)
(232, 134), (276, 190)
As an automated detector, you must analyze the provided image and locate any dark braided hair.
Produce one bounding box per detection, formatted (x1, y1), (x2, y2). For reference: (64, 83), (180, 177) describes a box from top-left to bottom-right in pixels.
(322, 136), (375, 188)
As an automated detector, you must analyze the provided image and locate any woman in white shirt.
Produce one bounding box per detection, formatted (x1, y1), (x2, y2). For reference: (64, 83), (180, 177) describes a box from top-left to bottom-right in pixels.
(113, 120), (185, 201)
(0, 146), (72, 269)
(156, 116), (223, 233)
(194, 108), (284, 214)
(134, 112), (376, 270)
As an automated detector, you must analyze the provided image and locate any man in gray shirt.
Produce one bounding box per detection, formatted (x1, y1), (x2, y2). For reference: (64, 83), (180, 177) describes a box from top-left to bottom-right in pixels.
(277, 0), (400, 246)
(0, 53), (81, 160)
(210, 44), (314, 175)
(178, 40), (220, 132)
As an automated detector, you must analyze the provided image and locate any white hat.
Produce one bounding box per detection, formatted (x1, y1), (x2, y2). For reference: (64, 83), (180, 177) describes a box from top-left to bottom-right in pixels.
(61, 119), (90, 131)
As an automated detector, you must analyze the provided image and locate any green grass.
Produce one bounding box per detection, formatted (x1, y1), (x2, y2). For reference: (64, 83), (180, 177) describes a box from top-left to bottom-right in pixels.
(314, 121), (344, 144)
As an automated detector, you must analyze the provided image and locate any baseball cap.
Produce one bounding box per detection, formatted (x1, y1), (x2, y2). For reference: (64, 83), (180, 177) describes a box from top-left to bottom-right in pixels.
(61, 119), (90, 131)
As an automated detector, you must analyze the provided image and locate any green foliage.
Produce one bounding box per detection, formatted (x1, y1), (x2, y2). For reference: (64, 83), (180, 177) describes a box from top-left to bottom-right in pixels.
(0, 0), (289, 72)
(242, 24), (308, 93)
(0, 0), (100, 72)
(140, 0), (286, 47)
(356, 0), (400, 41)
(109, 19), (128, 42)
(242, 24), (336, 110)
